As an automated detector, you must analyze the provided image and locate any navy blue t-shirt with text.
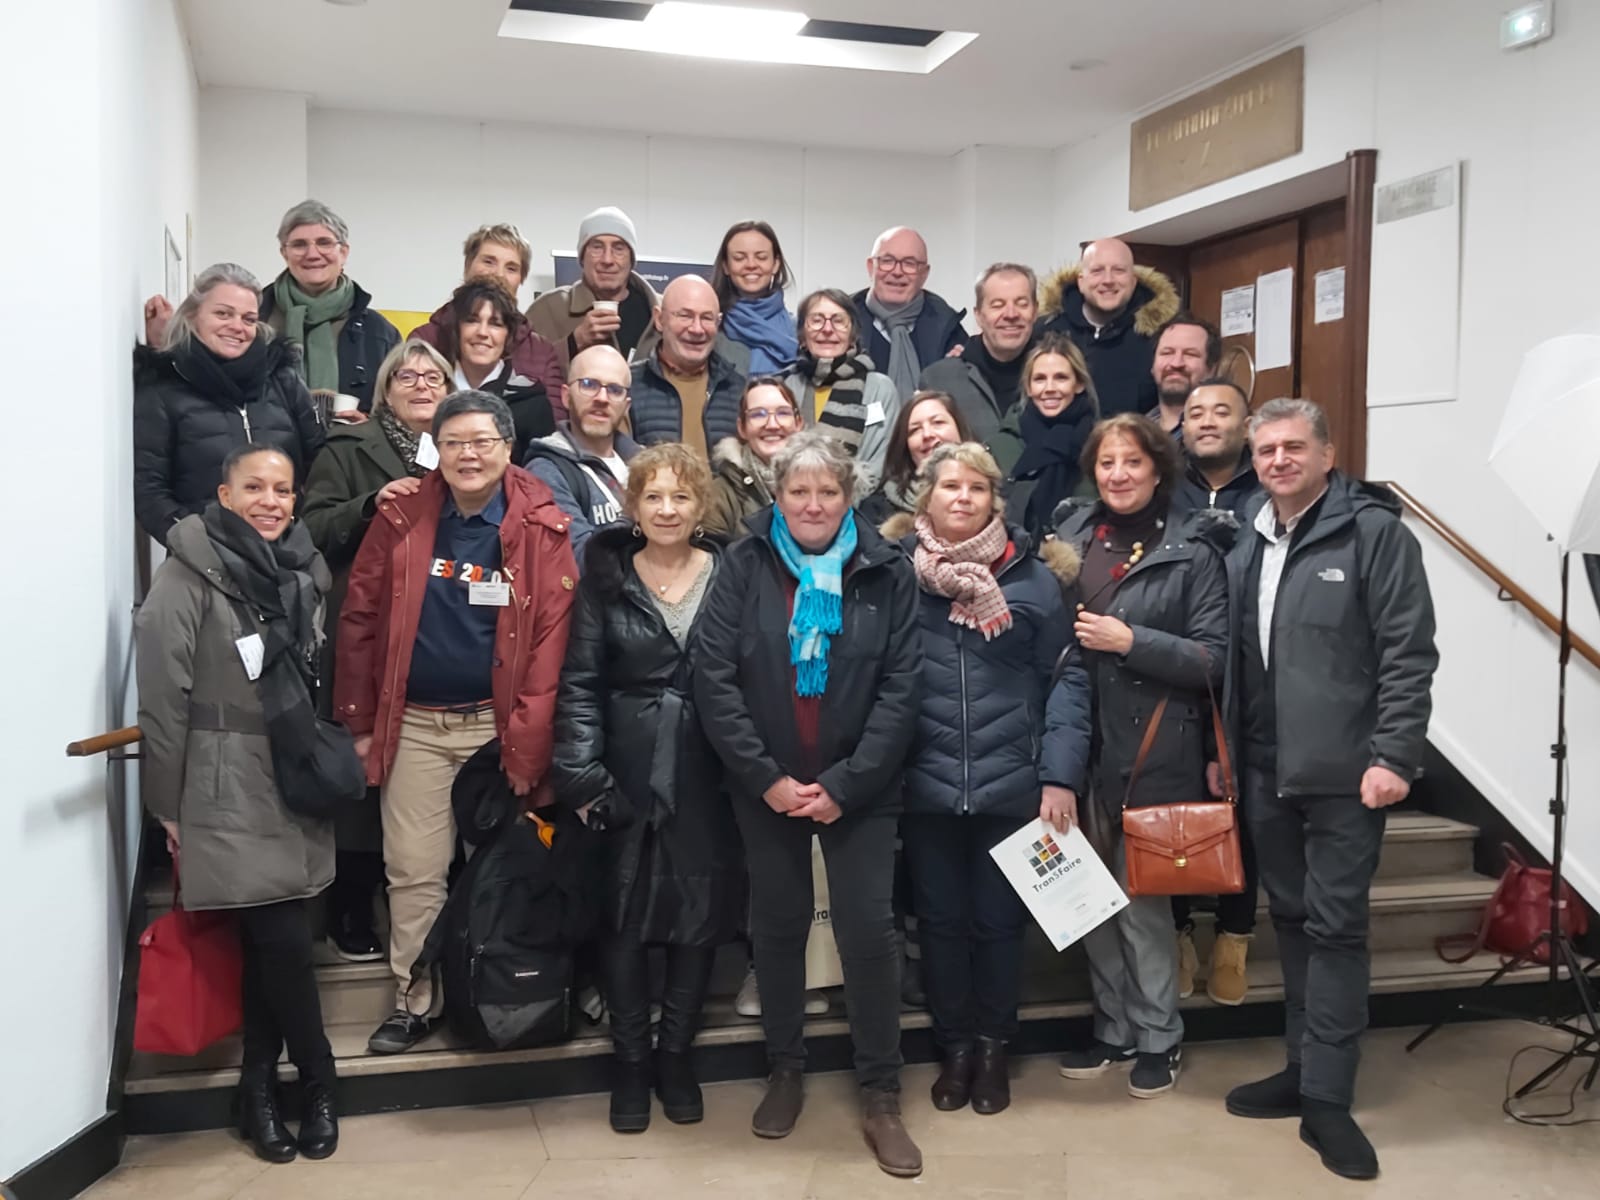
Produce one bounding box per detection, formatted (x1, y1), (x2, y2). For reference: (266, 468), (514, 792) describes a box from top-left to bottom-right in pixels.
(406, 487), (506, 706)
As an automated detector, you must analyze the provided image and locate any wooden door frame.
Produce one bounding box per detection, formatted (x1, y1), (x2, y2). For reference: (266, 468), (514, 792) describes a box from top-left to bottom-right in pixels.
(1117, 148), (1378, 475)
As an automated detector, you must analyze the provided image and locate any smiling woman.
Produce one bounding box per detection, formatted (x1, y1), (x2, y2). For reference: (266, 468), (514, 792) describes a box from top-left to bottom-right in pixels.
(133, 262), (327, 546)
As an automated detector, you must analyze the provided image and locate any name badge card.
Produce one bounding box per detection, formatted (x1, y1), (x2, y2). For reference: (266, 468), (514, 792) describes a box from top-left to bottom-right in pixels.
(469, 581), (511, 606)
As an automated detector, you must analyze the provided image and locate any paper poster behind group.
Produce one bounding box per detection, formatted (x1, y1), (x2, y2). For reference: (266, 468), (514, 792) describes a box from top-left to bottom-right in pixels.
(1254, 267), (1295, 370)
(1220, 285), (1255, 337)
(989, 819), (1128, 952)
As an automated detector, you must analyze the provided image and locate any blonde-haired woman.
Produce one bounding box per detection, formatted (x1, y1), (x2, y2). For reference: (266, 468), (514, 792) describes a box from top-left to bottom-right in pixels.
(990, 332), (1100, 538)
(134, 263), (326, 544)
(553, 443), (740, 1134)
(890, 442), (1091, 1116)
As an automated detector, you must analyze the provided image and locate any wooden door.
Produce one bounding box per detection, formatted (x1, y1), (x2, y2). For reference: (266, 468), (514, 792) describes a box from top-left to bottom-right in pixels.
(1186, 218), (1302, 408)
(1297, 204), (1356, 471)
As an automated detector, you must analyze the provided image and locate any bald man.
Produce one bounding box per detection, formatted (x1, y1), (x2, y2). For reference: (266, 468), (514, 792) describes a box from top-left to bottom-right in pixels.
(628, 275), (747, 458)
(1037, 238), (1179, 417)
(524, 344), (641, 565)
(852, 226), (968, 400)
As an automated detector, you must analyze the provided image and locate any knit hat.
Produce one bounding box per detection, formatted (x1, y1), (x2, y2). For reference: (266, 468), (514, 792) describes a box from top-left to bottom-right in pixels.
(577, 206), (638, 259)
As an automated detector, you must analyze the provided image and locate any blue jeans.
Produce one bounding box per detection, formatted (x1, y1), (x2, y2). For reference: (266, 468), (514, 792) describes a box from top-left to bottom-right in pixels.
(902, 813), (1030, 1049)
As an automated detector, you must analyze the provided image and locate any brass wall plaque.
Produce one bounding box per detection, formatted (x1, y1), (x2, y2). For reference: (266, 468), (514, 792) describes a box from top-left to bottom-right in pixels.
(1129, 47), (1305, 212)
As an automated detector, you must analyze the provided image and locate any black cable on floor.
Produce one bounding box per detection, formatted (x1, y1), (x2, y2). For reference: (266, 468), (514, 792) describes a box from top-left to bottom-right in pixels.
(1502, 1037), (1600, 1127)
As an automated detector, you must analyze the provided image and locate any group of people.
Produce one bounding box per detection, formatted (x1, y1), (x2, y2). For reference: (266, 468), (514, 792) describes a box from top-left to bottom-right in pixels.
(132, 198), (1438, 1183)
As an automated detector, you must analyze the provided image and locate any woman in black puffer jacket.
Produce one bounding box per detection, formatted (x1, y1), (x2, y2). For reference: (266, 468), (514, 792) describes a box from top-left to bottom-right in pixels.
(134, 263), (325, 545)
(552, 443), (740, 1136)
(891, 442), (1092, 1119)
(1051, 414), (1233, 1100)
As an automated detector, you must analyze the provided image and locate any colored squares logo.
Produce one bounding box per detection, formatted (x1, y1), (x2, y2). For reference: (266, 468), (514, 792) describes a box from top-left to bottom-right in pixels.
(1028, 834), (1063, 878)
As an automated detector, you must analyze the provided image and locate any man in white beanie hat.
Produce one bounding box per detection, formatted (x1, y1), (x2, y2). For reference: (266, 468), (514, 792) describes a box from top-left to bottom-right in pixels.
(527, 205), (662, 370)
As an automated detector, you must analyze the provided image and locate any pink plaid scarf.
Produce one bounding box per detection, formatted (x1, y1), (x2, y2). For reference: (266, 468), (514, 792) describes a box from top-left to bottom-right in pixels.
(912, 514), (1013, 640)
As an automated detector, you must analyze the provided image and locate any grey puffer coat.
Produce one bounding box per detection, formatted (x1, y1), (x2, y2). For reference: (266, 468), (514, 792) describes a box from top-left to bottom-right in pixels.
(135, 514), (335, 910)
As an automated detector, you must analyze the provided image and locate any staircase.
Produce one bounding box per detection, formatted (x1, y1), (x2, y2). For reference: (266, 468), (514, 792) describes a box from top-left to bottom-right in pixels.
(122, 809), (1546, 1134)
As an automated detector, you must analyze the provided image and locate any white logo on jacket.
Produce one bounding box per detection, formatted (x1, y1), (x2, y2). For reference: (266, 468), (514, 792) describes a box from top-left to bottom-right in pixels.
(1318, 567), (1346, 583)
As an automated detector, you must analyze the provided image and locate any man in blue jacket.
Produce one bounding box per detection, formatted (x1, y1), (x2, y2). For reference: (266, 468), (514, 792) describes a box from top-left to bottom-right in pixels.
(1222, 398), (1438, 1182)
(852, 227), (967, 400)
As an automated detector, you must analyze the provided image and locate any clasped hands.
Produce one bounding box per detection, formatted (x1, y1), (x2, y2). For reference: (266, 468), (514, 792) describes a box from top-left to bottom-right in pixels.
(764, 776), (843, 825)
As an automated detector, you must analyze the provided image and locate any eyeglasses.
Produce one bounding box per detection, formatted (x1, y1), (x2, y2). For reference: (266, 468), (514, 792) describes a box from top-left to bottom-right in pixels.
(745, 407), (797, 426)
(284, 237), (342, 254)
(668, 309), (721, 328)
(438, 437), (509, 456)
(572, 377), (629, 402)
(873, 254), (927, 274)
(804, 313), (852, 331)
(394, 369), (445, 387)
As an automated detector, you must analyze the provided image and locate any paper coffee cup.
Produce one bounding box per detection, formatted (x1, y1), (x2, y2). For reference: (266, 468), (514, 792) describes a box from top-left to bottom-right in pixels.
(332, 393), (360, 415)
(592, 300), (620, 314)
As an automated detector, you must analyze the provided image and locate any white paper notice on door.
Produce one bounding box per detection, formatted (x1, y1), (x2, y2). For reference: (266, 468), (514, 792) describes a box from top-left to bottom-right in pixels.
(1254, 267), (1295, 370)
(989, 819), (1128, 952)
(1220, 285), (1255, 337)
(1314, 267), (1346, 324)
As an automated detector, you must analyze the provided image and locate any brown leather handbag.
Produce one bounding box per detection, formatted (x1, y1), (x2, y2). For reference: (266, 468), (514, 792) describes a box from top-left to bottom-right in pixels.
(1120, 680), (1244, 897)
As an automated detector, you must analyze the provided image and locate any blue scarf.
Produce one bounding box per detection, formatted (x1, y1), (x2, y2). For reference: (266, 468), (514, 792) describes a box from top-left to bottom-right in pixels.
(723, 291), (797, 375)
(770, 508), (857, 697)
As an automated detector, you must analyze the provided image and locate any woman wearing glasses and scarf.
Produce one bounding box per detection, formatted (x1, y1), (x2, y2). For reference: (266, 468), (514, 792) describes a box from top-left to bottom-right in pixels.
(782, 288), (903, 495)
(336, 391), (578, 1058)
(694, 430), (925, 1178)
(300, 339), (455, 963)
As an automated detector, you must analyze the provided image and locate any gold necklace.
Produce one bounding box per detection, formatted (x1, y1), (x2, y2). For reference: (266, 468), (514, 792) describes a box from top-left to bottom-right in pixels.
(638, 552), (696, 596)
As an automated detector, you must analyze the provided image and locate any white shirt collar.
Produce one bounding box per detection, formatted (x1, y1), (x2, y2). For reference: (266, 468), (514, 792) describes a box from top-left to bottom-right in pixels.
(1254, 484), (1328, 544)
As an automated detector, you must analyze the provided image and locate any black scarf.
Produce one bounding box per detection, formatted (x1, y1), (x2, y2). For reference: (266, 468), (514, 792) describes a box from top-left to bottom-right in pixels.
(375, 402), (429, 478)
(1014, 396), (1097, 535)
(202, 505), (361, 818)
(799, 349), (871, 452)
(173, 336), (271, 408)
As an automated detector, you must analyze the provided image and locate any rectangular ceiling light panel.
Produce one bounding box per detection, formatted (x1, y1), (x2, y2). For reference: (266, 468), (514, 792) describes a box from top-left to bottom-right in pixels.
(502, 0), (975, 73)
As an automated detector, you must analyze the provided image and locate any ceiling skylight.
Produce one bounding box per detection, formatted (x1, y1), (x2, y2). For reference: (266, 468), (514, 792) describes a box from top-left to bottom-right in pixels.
(501, 0), (977, 73)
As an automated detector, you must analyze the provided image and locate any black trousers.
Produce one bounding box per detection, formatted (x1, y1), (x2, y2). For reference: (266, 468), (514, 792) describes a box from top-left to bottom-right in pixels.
(1245, 766), (1385, 1107)
(327, 849), (385, 929)
(734, 800), (903, 1092)
(237, 898), (335, 1089)
(901, 813), (1028, 1048)
(601, 934), (717, 1063)
(1171, 816), (1261, 935)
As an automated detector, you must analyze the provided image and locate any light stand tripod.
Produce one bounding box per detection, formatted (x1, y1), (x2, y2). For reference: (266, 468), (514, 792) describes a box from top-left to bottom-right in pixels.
(1407, 551), (1600, 1098)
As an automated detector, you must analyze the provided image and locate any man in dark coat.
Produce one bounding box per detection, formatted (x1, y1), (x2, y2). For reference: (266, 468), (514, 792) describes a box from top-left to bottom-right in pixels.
(1173, 379), (1260, 519)
(1222, 398), (1437, 1182)
(1037, 239), (1179, 418)
(628, 276), (745, 457)
(851, 227), (967, 400)
(918, 263), (1038, 448)
(1149, 313), (1221, 434)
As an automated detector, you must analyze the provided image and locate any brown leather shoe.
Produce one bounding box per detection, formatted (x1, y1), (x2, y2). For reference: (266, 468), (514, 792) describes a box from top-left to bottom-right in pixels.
(751, 1067), (804, 1139)
(930, 1046), (973, 1111)
(970, 1037), (1010, 1114)
(862, 1090), (923, 1178)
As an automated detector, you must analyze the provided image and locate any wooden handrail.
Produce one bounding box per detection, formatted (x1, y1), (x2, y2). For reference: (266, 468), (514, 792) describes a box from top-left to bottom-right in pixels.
(66, 727), (143, 757)
(1383, 481), (1600, 671)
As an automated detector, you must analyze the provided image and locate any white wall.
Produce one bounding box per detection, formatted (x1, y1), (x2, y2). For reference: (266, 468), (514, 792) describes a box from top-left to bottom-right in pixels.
(1051, 5), (1380, 259)
(195, 87), (307, 283)
(188, 106), (977, 319)
(1046, 0), (1600, 902)
(0, 0), (197, 1180)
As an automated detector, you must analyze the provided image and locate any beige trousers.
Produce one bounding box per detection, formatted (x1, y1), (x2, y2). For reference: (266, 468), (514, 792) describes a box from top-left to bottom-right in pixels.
(381, 704), (496, 1015)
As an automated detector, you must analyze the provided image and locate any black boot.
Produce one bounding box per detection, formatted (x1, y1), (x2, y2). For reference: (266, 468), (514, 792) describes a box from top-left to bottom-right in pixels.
(297, 1075), (340, 1160)
(1300, 1098), (1379, 1180)
(655, 1048), (704, 1124)
(237, 1072), (297, 1163)
(610, 1057), (653, 1134)
(930, 1046), (973, 1111)
(970, 1037), (1010, 1115)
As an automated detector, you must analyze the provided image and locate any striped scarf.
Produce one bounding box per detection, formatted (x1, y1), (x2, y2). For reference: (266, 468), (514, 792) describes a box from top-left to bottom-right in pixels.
(770, 507), (858, 697)
(912, 514), (1013, 640)
(801, 350), (870, 455)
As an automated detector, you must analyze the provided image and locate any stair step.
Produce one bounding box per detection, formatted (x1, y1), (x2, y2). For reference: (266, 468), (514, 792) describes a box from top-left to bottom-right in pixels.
(122, 947), (1556, 1096)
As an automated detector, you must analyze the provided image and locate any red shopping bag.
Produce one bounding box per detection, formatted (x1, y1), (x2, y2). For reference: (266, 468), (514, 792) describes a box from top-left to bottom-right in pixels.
(133, 863), (242, 1056)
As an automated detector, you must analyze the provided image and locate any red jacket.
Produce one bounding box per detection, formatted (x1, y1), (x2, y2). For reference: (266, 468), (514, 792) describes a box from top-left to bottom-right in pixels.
(334, 466), (578, 790)
(413, 303), (569, 420)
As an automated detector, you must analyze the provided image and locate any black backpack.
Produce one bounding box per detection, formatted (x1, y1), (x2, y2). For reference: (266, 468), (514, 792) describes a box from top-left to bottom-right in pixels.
(410, 743), (599, 1051)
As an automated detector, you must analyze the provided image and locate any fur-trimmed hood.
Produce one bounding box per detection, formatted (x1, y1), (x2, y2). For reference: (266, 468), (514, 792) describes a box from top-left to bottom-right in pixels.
(883, 511), (1081, 586)
(1037, 264), (1180, 338)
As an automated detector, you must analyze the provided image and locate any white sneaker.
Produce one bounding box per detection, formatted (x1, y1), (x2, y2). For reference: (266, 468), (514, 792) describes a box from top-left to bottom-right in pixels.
(804, 990), (830, 1016)
(735, 964), (762, 1018)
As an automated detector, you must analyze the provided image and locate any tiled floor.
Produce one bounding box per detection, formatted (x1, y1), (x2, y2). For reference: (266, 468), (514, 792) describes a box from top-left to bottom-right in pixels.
(90, 1022), (1599, 1198)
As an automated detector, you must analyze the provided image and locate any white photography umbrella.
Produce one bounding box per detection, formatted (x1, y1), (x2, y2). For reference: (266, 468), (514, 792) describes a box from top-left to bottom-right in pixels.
(1489, 334), (1600, 552)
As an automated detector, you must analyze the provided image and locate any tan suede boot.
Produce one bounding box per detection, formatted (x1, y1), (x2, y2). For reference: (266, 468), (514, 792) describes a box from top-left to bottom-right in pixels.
(1207, 931), (1251, 1006)
(1176, 926), (1199, 999)
(862, 1090), (922, 1177)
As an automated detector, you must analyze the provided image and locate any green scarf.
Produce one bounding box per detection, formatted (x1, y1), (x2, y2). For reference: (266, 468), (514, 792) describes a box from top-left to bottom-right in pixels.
(271, 271), (355, 393)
